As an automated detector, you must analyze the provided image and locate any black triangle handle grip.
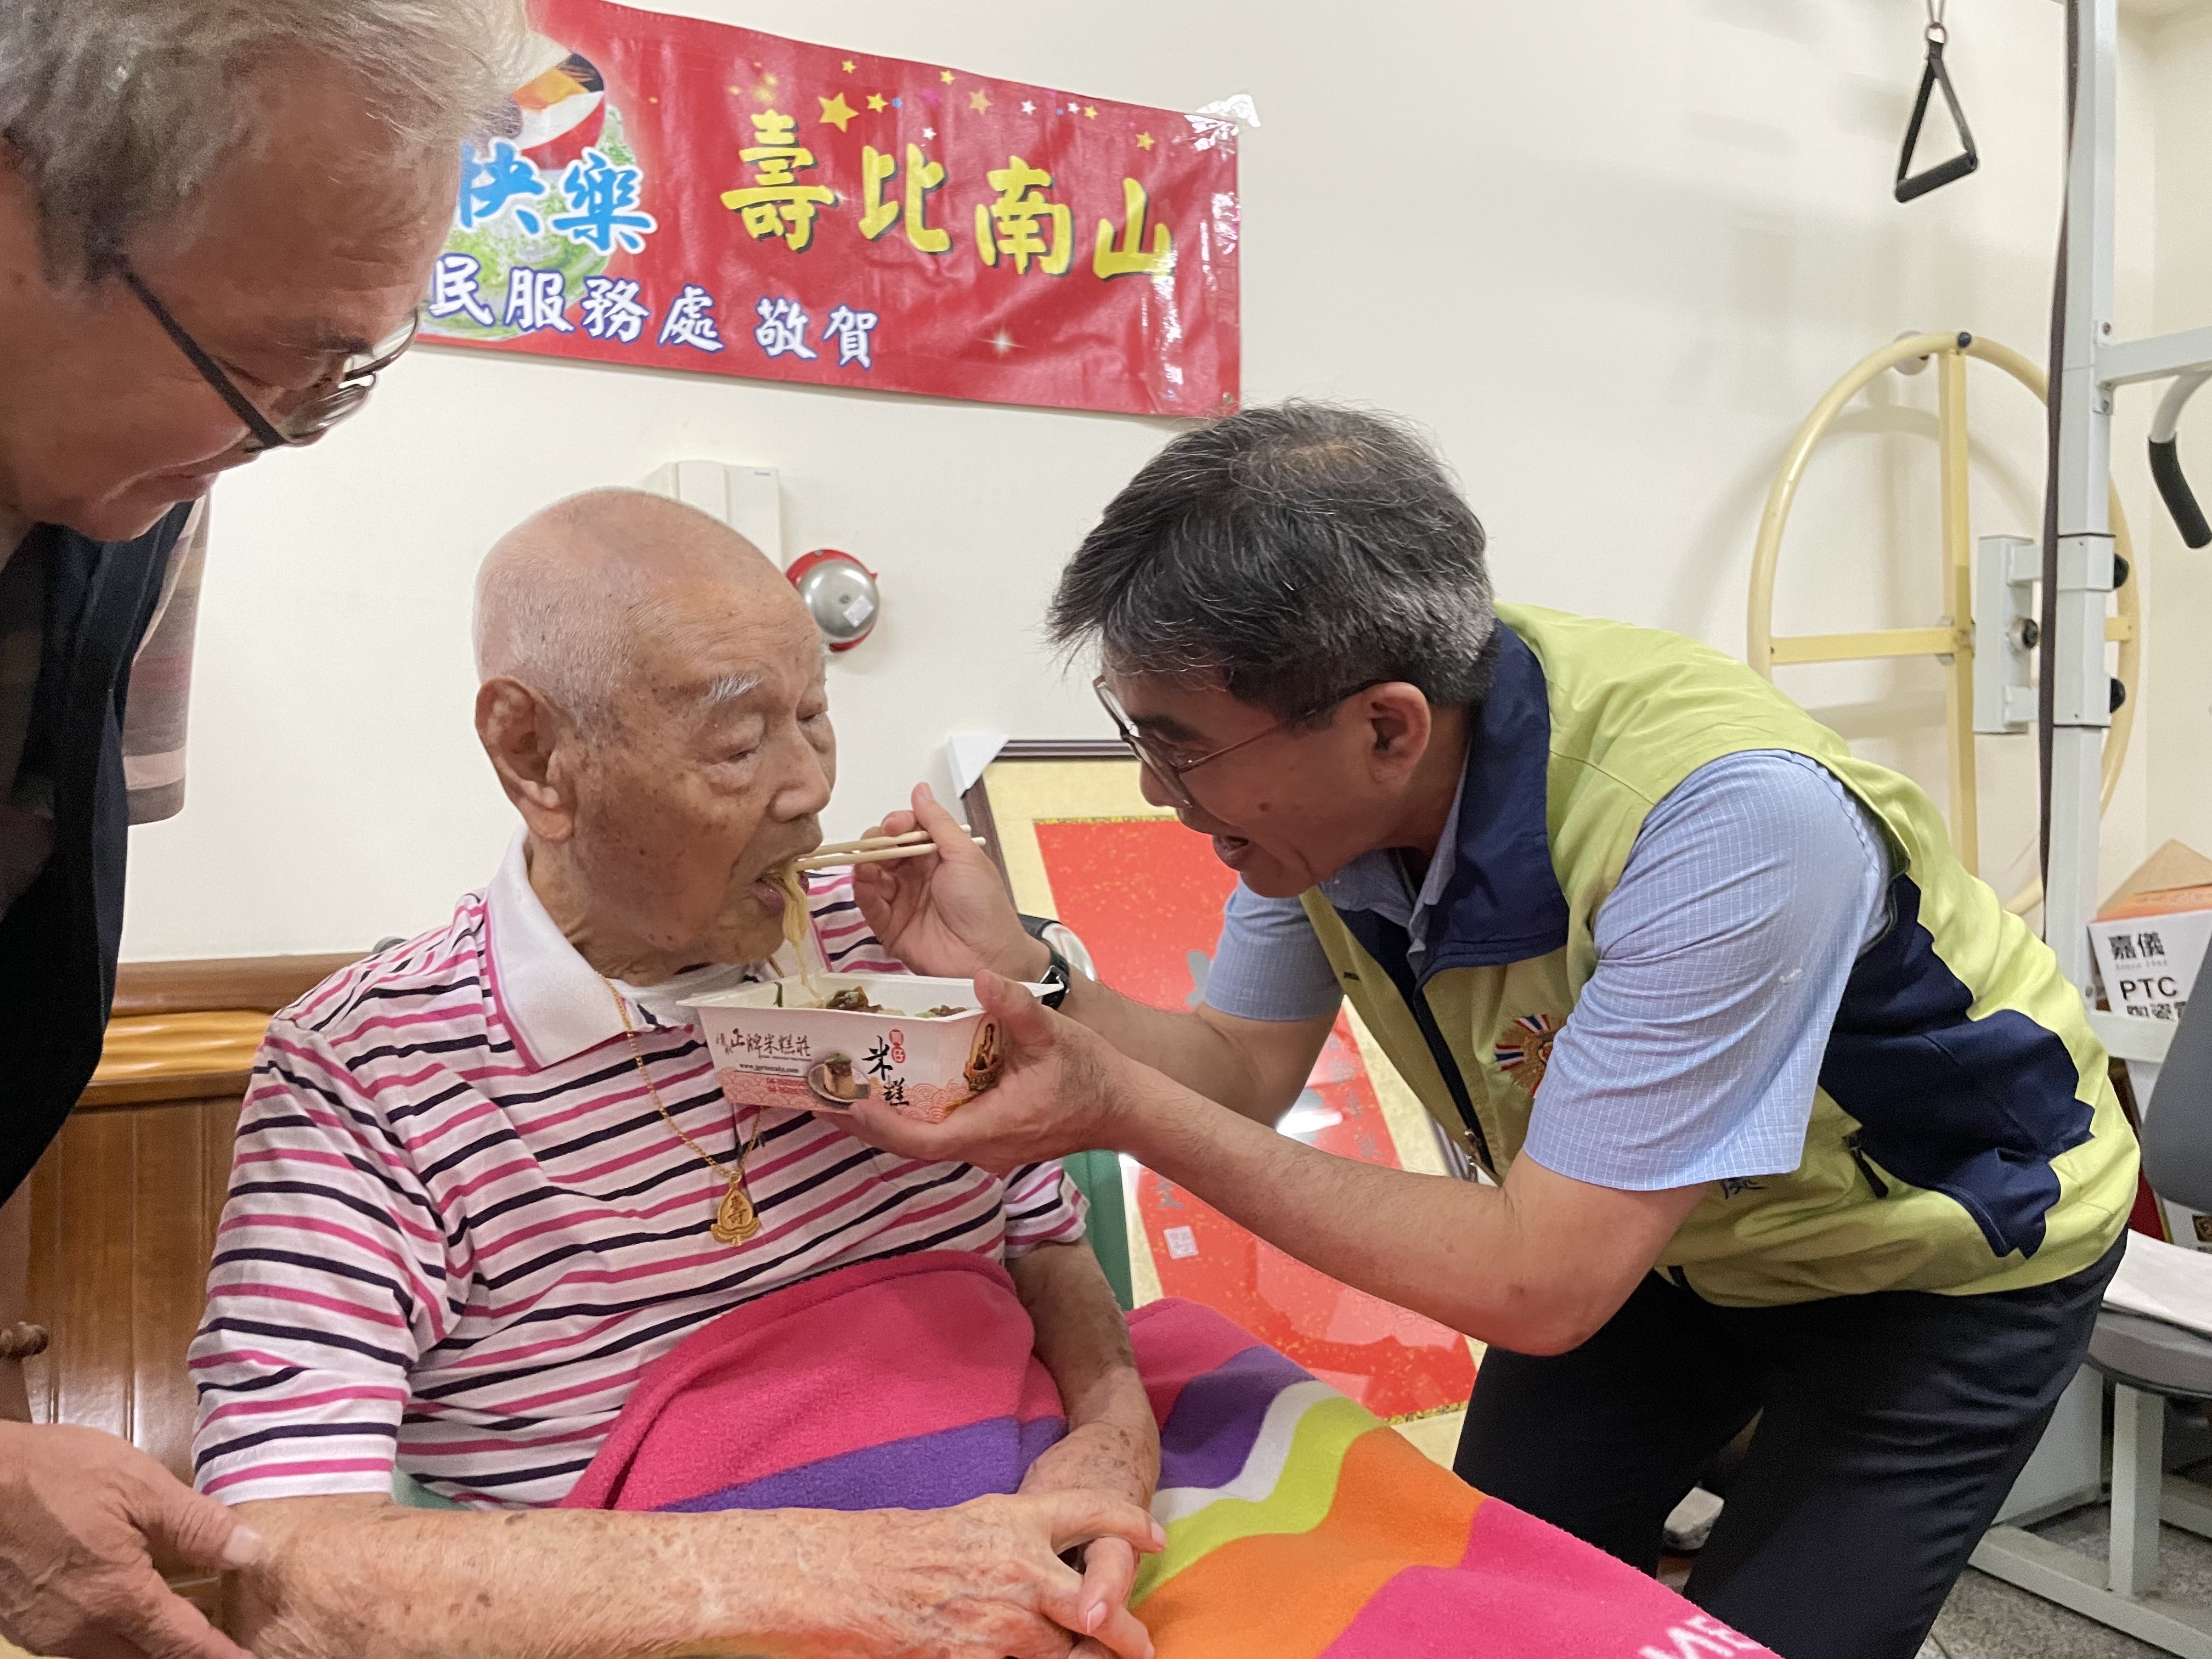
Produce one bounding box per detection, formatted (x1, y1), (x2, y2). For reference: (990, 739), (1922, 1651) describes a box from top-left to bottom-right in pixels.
(1895, 40), (1979, 204)
(1896, 151), (1980, 203)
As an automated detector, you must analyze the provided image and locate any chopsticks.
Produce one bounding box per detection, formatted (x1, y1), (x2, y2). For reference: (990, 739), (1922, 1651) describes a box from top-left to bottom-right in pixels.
(792, 828), (988, 872)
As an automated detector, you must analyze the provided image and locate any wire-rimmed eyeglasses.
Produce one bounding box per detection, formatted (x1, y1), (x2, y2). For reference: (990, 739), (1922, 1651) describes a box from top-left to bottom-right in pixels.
(121, 264), (418, 454)
(1092, 675), (1385, 811)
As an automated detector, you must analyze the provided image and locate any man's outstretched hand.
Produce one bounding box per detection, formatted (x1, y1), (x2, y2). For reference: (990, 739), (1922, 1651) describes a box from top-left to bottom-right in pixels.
(847, 973), (1140, 1172)
(849, 785), (1047, 983)
(0, 1421), (263, 1659)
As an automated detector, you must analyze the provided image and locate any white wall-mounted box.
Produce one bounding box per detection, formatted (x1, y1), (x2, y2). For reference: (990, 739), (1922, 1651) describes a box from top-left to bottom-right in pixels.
(641, 460), (783, 565)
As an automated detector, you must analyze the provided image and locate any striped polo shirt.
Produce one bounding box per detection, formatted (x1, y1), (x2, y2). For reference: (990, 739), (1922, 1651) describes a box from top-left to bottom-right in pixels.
(188, 837), (1086, 1508)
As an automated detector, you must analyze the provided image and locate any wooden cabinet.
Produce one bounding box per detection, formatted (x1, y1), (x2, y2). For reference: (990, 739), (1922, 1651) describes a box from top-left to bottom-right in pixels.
(16, 955), (357, 1607)
(22, 1082), (247, 1486)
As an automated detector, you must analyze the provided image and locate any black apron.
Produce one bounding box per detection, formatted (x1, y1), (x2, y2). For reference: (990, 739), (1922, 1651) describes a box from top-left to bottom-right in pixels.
(0, 504), (193, 1199)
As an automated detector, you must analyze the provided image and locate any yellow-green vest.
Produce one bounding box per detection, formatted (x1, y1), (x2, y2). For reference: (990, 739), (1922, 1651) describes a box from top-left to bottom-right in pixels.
(1303, 604), (2135, 1307)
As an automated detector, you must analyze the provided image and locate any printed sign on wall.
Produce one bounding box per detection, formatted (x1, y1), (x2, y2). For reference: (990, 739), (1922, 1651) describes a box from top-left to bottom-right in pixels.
(422, 0), (1241, 417)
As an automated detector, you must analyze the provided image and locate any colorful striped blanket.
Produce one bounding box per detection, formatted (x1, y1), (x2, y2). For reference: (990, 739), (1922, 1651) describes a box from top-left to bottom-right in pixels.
(563, 1250), (1774, 1658)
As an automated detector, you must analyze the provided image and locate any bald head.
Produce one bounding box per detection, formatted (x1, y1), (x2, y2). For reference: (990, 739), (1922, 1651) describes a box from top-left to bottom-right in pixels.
(472, 487), (838, 981)
(473, 487), (798, 733)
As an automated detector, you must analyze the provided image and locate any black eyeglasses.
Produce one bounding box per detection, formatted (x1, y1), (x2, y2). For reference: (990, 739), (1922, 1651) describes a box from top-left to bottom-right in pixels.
(1093, 675), (1386, 811)
(121, 264), (418, 454)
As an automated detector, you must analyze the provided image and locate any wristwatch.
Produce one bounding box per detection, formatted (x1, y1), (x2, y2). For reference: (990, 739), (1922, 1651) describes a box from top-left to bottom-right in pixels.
(1033, 940), (1074, 1010)
(1017, 914), (1076, 1009)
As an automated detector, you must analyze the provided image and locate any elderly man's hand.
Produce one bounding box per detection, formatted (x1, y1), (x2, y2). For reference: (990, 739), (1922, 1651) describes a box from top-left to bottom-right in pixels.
(848, 973), (1136, 1173)
(0, 1422), (262, 1659)
(819, 1489), (1163, 1659)
(850, 785), (1047, 982)
(1020, 1420), (1161, 1659)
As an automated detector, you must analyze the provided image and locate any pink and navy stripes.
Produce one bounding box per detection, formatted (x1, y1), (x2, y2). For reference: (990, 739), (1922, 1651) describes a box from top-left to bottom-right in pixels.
(189, 865), (1085, 1509)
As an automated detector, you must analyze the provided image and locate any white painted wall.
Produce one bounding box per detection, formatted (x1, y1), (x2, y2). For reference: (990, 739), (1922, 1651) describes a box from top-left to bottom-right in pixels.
(2144, 4), (2212, 869)
(121, 0), (2169, 958)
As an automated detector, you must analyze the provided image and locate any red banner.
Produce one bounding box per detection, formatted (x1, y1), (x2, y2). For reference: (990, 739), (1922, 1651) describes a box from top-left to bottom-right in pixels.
(420, 0), (1240, 416)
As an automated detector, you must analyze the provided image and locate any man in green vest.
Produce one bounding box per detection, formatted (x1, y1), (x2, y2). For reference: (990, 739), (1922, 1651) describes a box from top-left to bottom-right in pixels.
(850, 401), (2136, 1659)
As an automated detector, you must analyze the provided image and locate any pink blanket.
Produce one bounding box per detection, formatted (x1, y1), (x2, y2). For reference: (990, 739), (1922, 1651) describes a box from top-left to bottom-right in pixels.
(564, 1251), (1776, 1658)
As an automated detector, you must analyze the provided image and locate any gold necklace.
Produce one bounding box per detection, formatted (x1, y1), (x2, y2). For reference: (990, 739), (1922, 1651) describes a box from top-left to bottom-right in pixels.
(602, 978), (765, 1245)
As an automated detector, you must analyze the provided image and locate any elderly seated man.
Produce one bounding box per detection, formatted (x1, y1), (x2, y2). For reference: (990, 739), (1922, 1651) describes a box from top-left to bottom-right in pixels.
(187, 489), (1160, 1659)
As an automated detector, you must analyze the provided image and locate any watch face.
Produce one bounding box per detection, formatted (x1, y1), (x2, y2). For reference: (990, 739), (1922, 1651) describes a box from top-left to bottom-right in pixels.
(1040, 950), (1073, 1005)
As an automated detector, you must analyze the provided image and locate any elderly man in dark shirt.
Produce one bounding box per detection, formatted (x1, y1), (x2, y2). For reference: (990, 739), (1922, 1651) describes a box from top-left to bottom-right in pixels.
(0, 5), (523, 1657)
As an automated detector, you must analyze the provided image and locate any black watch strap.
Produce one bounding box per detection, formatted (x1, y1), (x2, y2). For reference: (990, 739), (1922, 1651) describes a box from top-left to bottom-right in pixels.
(1035, 941), (1074, 1009)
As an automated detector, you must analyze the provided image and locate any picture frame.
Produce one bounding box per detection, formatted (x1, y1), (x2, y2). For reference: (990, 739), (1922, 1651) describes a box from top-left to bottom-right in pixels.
(963, 741), (1480, 1453)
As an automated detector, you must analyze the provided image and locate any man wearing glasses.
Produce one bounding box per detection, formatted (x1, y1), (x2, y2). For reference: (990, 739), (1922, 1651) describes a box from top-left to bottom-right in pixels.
(0, 5), (524, 1658)
(849, 400), (2137, 1659)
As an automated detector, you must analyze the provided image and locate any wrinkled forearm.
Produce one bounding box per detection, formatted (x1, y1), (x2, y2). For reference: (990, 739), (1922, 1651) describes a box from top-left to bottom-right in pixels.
(1111, 1066), (1707, 1355)
(1009, 1244), (1155, 1472)
(234, 1497), (833, 1659)
(1054, 972), (1299, 1123)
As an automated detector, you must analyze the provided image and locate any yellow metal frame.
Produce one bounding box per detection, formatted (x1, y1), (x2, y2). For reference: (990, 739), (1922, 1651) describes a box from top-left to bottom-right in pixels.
(1748, 331), (2140, 912)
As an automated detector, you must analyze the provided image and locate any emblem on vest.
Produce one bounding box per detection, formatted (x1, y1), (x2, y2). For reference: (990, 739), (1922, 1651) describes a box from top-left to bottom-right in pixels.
(1494, 1013), (1563, 1097)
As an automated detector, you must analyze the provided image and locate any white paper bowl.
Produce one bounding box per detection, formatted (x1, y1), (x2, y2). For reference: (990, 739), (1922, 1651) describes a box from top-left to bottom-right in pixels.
(682, 974), (1048, 1123)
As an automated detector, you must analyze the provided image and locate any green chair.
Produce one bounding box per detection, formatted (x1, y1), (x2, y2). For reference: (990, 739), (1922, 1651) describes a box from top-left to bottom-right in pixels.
(393, 1469), (461, 1509)
(1009, 919), (1135, 1311)
(1059, 1147), (1135, 1311)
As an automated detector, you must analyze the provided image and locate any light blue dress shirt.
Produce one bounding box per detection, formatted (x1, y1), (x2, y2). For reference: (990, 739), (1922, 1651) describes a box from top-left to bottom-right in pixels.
(1201, 749), (1893, 1190)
